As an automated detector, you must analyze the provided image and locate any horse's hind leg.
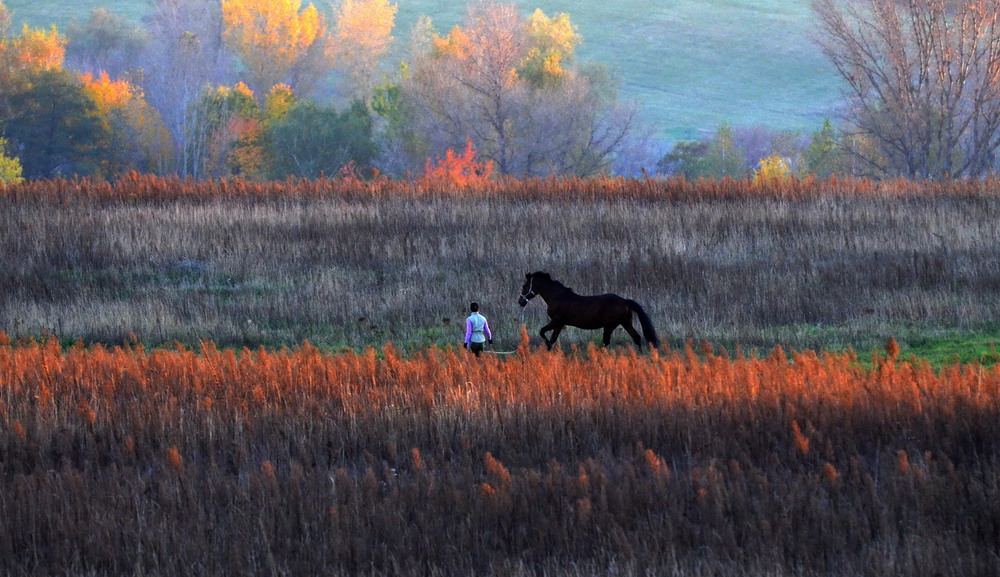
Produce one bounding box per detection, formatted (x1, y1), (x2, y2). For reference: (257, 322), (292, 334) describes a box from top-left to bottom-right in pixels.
(622, 320), (642, 346)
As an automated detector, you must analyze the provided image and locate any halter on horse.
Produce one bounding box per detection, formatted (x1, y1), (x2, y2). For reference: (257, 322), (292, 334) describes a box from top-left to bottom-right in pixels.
(518, 271), (659, 350)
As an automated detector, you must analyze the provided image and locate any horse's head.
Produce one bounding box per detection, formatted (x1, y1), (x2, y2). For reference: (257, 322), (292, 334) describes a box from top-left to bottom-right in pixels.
(518, 272), (548, 307)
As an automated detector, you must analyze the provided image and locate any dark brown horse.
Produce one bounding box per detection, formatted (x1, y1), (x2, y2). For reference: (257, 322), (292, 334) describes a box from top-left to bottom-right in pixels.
(518, 271), (659, 350)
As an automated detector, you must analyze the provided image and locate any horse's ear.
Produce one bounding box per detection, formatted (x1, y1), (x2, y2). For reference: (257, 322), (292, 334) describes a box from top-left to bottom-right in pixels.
(525, 273), (532, 279)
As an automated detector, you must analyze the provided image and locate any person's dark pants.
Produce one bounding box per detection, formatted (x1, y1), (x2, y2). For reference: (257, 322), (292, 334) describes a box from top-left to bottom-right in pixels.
(469, 342), (484, 357)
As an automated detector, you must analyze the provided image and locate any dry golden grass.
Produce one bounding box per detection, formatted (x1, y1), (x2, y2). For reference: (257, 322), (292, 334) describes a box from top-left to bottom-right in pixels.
(2, 174), (1000, 355)
(1, 334), (998, 575)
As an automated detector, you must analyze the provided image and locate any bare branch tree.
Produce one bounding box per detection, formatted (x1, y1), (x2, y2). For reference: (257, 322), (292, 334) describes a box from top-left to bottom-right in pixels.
(813, 0), (1000, 178)
(399, 1), (634, 177)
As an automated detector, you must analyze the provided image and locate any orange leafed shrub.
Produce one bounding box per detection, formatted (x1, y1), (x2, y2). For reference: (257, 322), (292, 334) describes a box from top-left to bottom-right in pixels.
(420, 139), (495, 190)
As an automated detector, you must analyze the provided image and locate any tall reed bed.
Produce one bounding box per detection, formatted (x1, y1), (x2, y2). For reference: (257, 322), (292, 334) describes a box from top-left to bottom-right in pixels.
(1, 335), (998, 575)
(2, 175), (999, 353)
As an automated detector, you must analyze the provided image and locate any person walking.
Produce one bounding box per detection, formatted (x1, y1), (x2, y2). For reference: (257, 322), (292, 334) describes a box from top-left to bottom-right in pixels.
(464, 302), (492, 357)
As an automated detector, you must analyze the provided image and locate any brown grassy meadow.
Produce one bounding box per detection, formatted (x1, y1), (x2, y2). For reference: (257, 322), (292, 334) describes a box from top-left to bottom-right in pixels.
(1, 175), (1000, 575)
(2, 174), (1000, 356)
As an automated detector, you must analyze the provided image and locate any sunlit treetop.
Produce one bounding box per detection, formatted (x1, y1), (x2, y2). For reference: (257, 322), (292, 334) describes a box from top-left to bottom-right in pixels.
(80, 71), (139, 112)
(330, 0), (398, 100)
(520, 10), (580, 88)
(333, 0), (396, 54)
(431, 25), (472, 59)
(210, 81), (259, 118)
(0, 24), (65, 79)
(221, 0), (329, 92)
(263, 83), (297, 122)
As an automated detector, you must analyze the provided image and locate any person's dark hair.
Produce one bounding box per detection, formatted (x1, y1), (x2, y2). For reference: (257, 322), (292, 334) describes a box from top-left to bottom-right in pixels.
(470, 302), (479, 312)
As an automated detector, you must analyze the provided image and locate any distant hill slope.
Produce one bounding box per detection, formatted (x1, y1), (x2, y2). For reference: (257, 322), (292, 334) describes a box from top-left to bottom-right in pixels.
(6, 0), (844, 141)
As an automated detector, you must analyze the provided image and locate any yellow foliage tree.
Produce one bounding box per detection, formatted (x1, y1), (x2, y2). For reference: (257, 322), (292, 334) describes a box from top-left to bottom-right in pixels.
(221, 0), (331, 95)
(79, 71), (174, 175)
(520, 9), (580, 88)
(0, 19), (67, 138)
(753, 153), (792, 185)
(0, 24), (65, 85)
(263, 83), (296, 123)
(331, 0), (397, 101)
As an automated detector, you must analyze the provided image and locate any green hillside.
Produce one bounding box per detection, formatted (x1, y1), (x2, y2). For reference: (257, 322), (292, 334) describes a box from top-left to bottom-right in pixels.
(5, 0), (844, 140)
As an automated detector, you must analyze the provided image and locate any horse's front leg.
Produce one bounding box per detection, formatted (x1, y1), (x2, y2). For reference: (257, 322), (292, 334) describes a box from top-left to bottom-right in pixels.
(539, 322), (564, 350)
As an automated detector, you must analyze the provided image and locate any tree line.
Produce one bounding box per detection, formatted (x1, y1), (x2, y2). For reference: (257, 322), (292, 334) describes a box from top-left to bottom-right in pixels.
(0, 0), (637, 182)
(2, 0), (1000, 183)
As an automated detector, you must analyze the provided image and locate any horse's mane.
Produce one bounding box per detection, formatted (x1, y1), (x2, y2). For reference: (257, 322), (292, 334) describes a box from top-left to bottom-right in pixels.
(529, 271), (574, 294)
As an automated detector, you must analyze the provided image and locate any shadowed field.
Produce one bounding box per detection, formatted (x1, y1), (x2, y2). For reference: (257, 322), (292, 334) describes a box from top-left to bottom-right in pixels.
(0, 337), (998, 575)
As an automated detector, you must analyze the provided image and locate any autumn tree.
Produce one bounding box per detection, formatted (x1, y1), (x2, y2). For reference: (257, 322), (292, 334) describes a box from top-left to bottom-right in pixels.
(813, 0), (1000, 178)
(0, 19), (65, 156)
(3, 69), (109, 177)
(0, 25), (64, 74)
(398, 1), (635, 177)
(732, 125), (805, 174)
(221, 0), (332, 96)
(225, 83), (298, 179)
(80, 71), (173, 175)
(753, 153), (792, 184)
(330, 0), (397, 102)
(0, 12), (107, 178)
(0, 20), (66, 99)
(519, 9), (580, 88)
(420, 139), (494, 188)
(184, 82), (260, 179)
(421, 1), (526, 175)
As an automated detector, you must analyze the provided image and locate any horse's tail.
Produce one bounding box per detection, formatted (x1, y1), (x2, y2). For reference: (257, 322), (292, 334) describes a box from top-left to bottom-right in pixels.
(626, 299), (660, 349)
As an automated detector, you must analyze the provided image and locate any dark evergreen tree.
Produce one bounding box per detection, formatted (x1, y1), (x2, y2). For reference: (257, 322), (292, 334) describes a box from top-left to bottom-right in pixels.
(3, 69), (109, 177)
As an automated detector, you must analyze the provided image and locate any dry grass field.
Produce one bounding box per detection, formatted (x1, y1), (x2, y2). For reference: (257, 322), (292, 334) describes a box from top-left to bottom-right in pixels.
(1, 175), (999, 575)
(0, 336), (998, 575)
(2, 174), (999, 359)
